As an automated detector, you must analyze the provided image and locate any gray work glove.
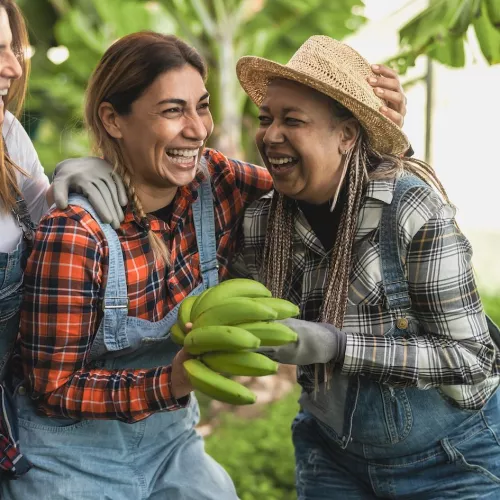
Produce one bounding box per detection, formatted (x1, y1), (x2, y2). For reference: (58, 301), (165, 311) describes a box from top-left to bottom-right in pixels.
(52, 157), (128, 229)
(258, 318), (347, 366)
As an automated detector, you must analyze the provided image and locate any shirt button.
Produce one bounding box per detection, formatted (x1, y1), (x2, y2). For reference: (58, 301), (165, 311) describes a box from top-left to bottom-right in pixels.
(18, 386), (26, 396)
(396, 318), (409, 330)
(169, 283), (175, 290)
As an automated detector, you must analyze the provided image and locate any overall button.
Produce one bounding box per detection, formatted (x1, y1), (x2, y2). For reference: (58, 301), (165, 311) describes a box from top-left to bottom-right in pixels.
(18, 386), (26, 396)
(396, 317), (408, 330)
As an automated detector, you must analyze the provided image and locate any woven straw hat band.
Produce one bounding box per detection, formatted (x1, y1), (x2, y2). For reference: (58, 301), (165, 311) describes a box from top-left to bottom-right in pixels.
(236, 36), (410, 155)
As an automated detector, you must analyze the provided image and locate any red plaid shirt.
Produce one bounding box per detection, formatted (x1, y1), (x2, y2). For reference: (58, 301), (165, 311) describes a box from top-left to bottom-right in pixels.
(19, 149), (272, 423)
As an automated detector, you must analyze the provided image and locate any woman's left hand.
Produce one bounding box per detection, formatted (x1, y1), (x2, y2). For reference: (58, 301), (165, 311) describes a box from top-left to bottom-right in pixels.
(257, 318), (347, 366)
(368, 64), (407, 128)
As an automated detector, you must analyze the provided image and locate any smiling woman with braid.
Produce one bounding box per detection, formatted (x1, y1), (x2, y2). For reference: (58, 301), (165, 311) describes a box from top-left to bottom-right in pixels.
(234, 36), (500, 499)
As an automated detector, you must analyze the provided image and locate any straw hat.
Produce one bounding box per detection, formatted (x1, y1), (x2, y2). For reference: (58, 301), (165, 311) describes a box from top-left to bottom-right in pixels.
(236, 36), (410, 156)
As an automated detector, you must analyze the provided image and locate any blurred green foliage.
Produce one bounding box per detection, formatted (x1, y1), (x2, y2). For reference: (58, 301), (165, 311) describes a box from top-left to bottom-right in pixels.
(205, 387), (300, 500)
(483, 294), (500, 326)
(391, 0), (500, 74)
(17, 0), (365, 172)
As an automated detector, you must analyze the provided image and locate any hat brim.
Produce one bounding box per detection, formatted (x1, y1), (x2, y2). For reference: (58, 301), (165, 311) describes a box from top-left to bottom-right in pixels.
(236, 56), (410, 156)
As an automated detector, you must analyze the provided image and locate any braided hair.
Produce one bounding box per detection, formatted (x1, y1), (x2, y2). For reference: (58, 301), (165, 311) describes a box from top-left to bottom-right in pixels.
(260, 100), (449, 383)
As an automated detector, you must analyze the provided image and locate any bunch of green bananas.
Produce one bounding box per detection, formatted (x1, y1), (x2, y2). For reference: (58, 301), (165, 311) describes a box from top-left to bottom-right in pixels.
(169, 279), (299, 405)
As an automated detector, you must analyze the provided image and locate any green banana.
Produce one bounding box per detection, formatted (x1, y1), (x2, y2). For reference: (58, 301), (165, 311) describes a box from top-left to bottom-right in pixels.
(184, 325), (261, 355)
(448, 0), (481, 37)
(201, 351), (278, 376)
(178, 295), (197, 332)
(184, 359), (256, 405)
(252, 297), (300, 320)
(485, 0), (500, 27)
(190, 279), (272, 321)
(237, 321), (298, 346)
(170, 322), (186, 345)
(190, 288), (210, 323)
(192, 297), (277, 329)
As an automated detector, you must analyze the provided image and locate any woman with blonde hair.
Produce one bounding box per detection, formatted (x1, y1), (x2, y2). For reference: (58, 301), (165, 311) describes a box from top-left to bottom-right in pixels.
(234, 36), (500, 498)
(0, 0), (130, 479)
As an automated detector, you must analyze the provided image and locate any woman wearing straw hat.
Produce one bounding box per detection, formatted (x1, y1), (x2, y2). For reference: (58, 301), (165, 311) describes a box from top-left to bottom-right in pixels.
(235, 36), (500, 498)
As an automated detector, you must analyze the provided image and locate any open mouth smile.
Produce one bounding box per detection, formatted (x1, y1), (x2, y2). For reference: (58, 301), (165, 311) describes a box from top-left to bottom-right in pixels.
(165, 148), (199, 166)
(266, 155), (299, 174)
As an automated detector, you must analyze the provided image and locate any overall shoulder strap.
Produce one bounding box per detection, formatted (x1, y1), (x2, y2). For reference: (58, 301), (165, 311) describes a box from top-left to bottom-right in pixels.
(11, 194), (35, 248)
(68, 194), (130, 354)
(192, 157), (219, 288)
(3, 139), (35, 247)
(379, 175), (429, 311)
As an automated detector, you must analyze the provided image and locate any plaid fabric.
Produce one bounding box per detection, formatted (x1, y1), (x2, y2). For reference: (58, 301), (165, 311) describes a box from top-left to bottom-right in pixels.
(234, 177), (500, 410)
(0, 383), (32, 478)
(18, 149), (272, 422)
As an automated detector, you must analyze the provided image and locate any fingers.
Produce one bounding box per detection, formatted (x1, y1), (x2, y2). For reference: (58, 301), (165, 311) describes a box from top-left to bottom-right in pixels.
(96, 173), (125, 224)
(373, 87), (405, 111)
(368, 64), (407, 126)
(80, 183), (114, 226)
(52, 177), (70, 210)
(371, 64), (399, 80)
(184, 322), (193, 332)
(380, 105), (404, 128)
(111, 171), (129, 207)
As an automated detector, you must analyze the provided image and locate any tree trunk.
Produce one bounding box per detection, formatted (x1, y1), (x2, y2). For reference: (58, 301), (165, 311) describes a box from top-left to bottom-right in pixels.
(214, 29), (243, 159)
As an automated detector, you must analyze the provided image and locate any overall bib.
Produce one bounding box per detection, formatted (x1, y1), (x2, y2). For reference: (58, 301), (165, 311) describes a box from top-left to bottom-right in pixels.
(0, 192), (34, 478)
(293, 176), (500, 499)
(3, 177), (239, 499)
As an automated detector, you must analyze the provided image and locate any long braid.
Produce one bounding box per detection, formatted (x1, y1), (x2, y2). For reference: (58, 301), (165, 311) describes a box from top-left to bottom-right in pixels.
(261, 193), (295, 297)
(320, 136), (367, 327)
(260, 102), (450, 387)
(102, 146), (170, 266)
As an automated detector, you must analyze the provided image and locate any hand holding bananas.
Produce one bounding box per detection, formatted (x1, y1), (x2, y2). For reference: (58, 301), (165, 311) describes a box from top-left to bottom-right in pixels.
(257, 318), (346, 366)
(169, 279), (300, 405)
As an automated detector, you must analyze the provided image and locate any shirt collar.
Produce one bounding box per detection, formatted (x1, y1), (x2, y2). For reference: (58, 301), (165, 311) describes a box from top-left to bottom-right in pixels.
(121, 171), (205, 231)
(363, 177), (397, 205)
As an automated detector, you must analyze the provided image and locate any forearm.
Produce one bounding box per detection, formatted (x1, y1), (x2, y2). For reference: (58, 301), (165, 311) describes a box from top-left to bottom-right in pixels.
(31, 365), (186, 423)
(341, 331), (495, 388)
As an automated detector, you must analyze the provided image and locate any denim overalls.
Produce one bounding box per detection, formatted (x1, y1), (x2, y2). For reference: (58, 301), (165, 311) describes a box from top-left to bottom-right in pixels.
(3, 176), (239, 499)
(294, 176), (500, 499)
(0, 192), (34, 478)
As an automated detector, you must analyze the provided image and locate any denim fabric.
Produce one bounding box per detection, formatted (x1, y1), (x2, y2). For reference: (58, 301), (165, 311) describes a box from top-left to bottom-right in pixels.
(0, 234), (32, 478)
(293, 176), (500, 498)
(293, 391), (500, 499)
(3, 170), (238, 499)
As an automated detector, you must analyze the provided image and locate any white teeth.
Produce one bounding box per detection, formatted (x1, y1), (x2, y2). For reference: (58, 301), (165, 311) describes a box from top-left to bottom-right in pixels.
(0, 89), (8, 96)
(268, 157), (295, 165)
(166, 148), (199, 157)
(168, 155), (195, 164)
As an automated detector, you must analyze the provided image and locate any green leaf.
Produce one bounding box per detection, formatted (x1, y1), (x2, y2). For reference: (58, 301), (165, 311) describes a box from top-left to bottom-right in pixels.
(474, 2), (500, 64)
(428, 35), (465, 67)
(399, 0), (455, 53)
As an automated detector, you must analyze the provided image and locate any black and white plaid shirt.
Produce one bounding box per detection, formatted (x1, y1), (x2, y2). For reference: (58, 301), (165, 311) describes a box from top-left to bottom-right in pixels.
(233, 177), (500, 410)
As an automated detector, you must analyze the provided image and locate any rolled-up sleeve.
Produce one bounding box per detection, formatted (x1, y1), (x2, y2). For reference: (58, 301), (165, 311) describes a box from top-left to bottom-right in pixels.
(20, 209), (186, 423)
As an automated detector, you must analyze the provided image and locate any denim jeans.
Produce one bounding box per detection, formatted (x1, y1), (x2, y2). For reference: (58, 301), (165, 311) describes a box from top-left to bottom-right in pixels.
(292, 389), (500, 499)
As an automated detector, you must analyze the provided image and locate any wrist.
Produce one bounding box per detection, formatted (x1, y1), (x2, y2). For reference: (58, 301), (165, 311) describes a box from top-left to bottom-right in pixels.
(167, 365), (191, 407)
